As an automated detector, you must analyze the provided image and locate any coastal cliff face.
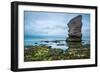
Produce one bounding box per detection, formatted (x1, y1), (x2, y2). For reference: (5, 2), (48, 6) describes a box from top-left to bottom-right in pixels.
(67, 15), (82, 42)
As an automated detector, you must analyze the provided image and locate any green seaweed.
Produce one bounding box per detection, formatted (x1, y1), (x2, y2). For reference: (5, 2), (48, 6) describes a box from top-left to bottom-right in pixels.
(24, 44), (90, 62)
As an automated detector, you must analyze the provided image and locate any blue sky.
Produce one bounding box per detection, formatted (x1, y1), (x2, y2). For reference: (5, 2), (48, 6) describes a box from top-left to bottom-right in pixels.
(24, 11), (90, 41)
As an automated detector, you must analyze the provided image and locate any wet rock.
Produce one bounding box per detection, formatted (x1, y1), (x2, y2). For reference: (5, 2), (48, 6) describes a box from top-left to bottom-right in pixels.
(48, 49), (63, 56)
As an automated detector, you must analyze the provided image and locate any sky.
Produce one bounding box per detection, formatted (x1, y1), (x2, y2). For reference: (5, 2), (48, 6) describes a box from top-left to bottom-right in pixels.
(24, 11), (90, 41)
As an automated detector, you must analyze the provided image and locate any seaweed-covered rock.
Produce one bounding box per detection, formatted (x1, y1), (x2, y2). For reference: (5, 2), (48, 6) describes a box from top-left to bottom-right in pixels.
(48, 49), (63, 56)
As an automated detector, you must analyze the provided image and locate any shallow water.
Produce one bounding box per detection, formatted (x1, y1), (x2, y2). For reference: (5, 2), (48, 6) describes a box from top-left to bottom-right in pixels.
(25, 40), (90, 51)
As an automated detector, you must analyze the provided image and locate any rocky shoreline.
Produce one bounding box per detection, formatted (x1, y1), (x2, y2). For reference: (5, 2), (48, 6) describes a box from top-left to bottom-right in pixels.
(24, 44), (90, 62)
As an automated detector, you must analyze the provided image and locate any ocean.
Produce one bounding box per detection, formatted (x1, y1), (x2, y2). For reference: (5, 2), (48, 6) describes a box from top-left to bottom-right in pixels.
(24, 35), (90, 51)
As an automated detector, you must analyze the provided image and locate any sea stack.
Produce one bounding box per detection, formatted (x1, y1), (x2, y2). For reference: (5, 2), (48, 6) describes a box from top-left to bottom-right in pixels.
(67, 15), (82, 42)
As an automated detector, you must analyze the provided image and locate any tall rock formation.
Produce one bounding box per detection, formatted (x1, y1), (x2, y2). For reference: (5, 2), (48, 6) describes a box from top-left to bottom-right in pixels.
(67, 15), (82, 42)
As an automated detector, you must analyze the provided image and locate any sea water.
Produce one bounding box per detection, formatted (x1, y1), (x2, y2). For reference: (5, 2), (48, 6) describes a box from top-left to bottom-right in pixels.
(24, 36), (90, 51)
